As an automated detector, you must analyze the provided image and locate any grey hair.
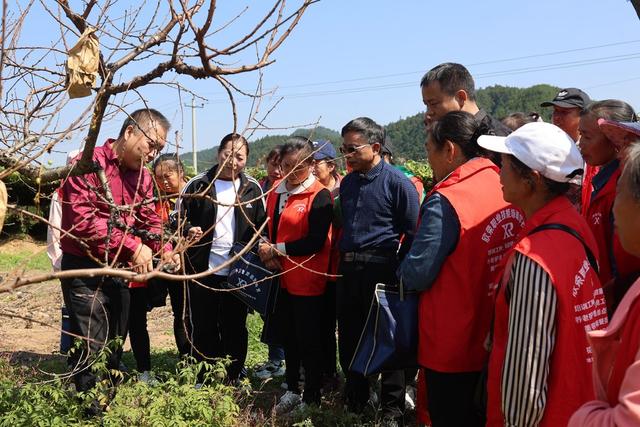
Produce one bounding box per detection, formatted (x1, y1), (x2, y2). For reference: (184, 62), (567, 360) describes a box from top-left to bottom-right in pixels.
(622, 143), (640, 202)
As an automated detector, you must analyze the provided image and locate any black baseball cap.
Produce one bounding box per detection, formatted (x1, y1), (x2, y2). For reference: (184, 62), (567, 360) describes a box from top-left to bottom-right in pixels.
(540, 88), (591, 110)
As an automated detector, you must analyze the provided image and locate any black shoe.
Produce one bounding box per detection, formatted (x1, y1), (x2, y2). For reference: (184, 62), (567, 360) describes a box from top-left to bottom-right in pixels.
(84, 399), (103, 418)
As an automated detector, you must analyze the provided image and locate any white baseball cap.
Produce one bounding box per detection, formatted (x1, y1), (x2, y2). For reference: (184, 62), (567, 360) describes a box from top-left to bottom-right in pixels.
(478, 122), (584, 183)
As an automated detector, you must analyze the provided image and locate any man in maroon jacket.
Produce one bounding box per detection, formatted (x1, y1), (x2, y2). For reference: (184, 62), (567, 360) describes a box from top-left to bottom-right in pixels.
(60, 109), (177, 396)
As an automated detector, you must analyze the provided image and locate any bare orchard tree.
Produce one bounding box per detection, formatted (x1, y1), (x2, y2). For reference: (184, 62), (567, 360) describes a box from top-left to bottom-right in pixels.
(0, 1), (340, 370)
(0, 0), (322, 290)
(0, 0), (316, 182)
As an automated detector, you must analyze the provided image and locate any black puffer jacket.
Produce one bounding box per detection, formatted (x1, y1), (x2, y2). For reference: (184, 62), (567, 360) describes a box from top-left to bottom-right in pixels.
(178, 165), (266, 274)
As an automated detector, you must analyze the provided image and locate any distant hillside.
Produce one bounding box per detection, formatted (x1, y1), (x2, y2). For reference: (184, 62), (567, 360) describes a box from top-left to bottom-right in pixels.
(182, 84), (560, 167)
(181, 126), (341, 169)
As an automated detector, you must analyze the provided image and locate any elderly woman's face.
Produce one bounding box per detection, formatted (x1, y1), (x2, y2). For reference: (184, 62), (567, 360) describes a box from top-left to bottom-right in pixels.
(578, 113), (617, 166)
(313, 158), (335, 183)
(499, 154), (531, 208)
(613, 169), (640, 256)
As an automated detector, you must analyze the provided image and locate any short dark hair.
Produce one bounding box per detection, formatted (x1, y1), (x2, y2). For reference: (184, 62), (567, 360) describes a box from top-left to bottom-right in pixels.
(581, 99), (637, 123)
(118, 108), (171, 138)
(420, 63), (476, 101)
(430, 111), (485, 159)
(152, 153), (184, 174)
(509, 154), (570, 196)
(280, 136), (315, 165)
(265, 145), (282, 164)
(218, 133), (249, 156)
(341, 117), (385, 145)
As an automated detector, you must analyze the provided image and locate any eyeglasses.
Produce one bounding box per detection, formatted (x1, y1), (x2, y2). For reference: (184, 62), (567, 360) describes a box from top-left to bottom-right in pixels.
(339, 144), (369, 154)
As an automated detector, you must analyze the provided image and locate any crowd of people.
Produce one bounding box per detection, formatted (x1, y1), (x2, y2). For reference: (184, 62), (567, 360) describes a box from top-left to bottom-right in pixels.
(47, 62), (640, 426)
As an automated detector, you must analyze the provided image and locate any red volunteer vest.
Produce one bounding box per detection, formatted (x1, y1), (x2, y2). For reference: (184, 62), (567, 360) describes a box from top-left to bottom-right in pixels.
(487, 196), (608, 427)
(418, 158), (524, 372)
(581, 164), (599, 216)
(585, 166), (619, 284)
(585, 166), (640, 308)
(266, 179), (332, 296)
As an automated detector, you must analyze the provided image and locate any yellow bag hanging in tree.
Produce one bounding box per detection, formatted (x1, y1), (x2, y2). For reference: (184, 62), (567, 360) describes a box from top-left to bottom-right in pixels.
(65, 27), (99, 99)
(0, 180), (7, 233)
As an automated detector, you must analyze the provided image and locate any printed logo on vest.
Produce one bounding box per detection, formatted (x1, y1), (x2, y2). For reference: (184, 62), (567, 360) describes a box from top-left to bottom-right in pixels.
(293, 203), (306, 213)
(573, 259), (591, 297)
(481, 208), (525, 243)
(501, 223), (515, 239)
(591, 212), (602, 225)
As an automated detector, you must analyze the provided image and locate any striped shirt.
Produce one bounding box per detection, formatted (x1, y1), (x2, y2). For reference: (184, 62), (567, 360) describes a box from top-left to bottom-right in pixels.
(501, 252), (558, 427)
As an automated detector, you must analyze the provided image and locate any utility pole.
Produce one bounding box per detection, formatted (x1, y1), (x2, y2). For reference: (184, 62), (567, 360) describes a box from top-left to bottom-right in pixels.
(185, 96), (204, 174)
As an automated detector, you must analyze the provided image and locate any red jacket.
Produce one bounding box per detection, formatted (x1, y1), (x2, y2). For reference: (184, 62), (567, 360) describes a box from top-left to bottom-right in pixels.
(418, 158), (524, 372)
(60, 139), (170, 262)
(581, 164), (599, 216)
(584, 166), (640, 308)
(266, 178), (332, 296)
(585, 166), (619, 284)
(130, 200), (168, 289)
(569, 277), (640, 426)
(487, 196), (608, 427)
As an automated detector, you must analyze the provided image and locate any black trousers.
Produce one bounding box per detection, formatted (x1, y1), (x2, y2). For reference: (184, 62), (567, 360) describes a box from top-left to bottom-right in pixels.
(321, 280), (338, 376)
(128, 287), (151, 372)
(60, 253), (129, 392)
(424, 368), (483, 427)
(337, 258), (406, 417)
(281, 289), (324, 405)
(167, 280), (190, 356)
(188, 275), (248, 381)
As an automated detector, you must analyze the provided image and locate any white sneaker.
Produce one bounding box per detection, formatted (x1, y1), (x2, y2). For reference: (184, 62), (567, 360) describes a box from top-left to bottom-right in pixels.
(405, 385), (416, 411)
(274, 391), (302, 415)
(254, 360), (285, 380)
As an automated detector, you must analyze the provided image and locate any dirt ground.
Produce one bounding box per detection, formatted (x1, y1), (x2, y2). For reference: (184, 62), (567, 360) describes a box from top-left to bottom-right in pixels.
(0, 239), (177, 362)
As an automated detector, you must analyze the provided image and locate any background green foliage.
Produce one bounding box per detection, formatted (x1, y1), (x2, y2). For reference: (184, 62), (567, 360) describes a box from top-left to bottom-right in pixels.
(1, 83), (558, 239)
(181, 84), (561, 168)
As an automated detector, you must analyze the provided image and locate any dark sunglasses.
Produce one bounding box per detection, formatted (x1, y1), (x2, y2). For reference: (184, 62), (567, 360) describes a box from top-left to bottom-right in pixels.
(339, 144), (369, 154)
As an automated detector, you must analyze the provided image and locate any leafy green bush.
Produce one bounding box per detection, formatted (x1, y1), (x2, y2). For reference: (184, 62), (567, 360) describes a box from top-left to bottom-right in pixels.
(403, 159), (434, 191)
(103, 358), (240, 427)
(0, 345), (242, 427)
(0, 375), (85, 426)
(245, 166), (267, 182)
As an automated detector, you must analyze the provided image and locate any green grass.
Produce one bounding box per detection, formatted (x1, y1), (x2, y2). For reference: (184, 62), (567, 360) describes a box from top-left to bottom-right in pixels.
(246, 312), (269, 369)
(0, 248), (51, 273)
